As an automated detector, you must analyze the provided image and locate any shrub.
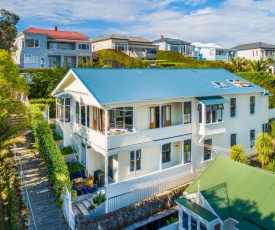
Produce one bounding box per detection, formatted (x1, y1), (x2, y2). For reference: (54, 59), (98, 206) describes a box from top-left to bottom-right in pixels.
(93, 192), (105, 205)
(29, 98), (56, 118)
(29, 104), (71, 205)
(60, 146), (75, 155)
(66, 162), (85, 174)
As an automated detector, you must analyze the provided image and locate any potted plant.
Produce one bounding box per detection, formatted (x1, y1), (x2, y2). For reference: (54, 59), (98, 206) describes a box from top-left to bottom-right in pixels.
(93, 192), (105, 205)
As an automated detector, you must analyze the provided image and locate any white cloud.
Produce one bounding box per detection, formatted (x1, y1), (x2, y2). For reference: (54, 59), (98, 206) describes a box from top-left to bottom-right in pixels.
(2, 0), (275, 47)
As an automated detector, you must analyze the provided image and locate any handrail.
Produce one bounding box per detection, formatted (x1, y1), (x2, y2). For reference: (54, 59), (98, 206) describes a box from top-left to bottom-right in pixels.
(13, 143), (38, 230)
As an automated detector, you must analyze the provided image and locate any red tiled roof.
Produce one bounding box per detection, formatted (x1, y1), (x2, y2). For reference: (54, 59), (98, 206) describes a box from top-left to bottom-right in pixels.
(23, 27), (89, 40)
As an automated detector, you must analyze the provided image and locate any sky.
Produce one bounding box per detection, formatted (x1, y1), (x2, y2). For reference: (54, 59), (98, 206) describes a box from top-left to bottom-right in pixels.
(2, 0), (275, 48)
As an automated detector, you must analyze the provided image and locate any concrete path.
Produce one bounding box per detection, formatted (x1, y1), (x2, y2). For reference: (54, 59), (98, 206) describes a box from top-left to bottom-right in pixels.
(15, 130), (68, 230)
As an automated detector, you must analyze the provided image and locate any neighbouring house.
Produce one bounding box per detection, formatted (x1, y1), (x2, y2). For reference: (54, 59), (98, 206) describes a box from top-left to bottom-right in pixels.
(13, 26), (92, 68)
(52, 68), (273, 218)
(91, 34), (158, 59)
(176, 156), (275, 230)
(231, 42), (275, 74)
(192, 42), (237, 61)
(152, 35), (199, 59)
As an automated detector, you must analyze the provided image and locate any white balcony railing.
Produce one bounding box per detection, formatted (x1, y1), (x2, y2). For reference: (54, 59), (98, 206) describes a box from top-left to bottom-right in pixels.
(108, 123), (191, 150)
(197, 122), (226, 136)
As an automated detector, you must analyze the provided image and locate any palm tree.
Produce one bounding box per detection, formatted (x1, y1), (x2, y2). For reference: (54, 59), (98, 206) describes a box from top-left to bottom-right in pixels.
(230, 56), (247, 72)
(246, 57), (272, 72)
(266, 159), (275, 172)
(229, 144), (249, 164)
(254, 132), (274, 168)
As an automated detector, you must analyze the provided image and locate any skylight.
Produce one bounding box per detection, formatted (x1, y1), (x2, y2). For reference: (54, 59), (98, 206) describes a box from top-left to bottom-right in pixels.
(212, 81), (229, 88)
(228, 79), (252, 87)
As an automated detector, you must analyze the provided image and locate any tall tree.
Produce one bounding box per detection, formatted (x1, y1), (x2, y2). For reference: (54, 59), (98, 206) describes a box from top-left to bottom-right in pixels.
(0, 50), (29, 155)
(0, 9), (20, 53)
(230, 56), (247, 72)
(229, 144), (249, 164)
(247, 57), (272, 72)
(254, 132), (274, 168)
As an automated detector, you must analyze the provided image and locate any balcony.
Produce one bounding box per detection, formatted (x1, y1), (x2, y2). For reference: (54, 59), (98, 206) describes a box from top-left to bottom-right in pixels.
(108, 123), (191, 150)
(197, 122), (226, 136)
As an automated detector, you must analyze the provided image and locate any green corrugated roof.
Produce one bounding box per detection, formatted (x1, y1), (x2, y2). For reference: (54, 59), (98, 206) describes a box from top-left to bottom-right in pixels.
(176, 197), (218, 222)
(186, 156), (275, 229)
(201, 183), (231, 221)
(235, 219), (265, 230)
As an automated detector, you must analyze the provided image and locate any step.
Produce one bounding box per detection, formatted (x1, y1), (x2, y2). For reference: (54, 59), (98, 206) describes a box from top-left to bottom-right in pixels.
(76, 202), (89, 216)
(82, 199), (92, 209)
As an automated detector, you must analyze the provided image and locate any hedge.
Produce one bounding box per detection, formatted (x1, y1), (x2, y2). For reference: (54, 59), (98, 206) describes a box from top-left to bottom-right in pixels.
(236, 72), (275, 108)
(29, 104), (71, 205)
(29, 98), (56, 118)
(156, 50), (234, 72)
(97, 49), (150, 68)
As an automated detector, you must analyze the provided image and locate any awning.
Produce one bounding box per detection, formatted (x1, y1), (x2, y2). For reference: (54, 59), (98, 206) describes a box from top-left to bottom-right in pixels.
(53, 92), (72, 98)
(196, 96), (229, 105)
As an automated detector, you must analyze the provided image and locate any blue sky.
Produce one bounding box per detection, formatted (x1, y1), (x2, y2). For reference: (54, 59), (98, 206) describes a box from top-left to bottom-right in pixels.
(2, 0), (275, 47)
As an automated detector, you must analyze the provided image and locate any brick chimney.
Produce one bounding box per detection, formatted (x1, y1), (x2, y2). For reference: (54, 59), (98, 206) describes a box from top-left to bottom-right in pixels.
(54, 26), (58, 31)
(160, 35), (164, 39)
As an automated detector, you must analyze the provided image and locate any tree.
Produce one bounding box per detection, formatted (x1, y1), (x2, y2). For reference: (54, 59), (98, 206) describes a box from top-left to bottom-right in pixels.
(229, 144), (249, 164)
(254, 133), (274, 168)
(28, 66), (70, 98)
(246, 57), (272, 72)
(230, 56), (247, 72)
(0, 50), (29, 155)
(0, 9), (20, 53)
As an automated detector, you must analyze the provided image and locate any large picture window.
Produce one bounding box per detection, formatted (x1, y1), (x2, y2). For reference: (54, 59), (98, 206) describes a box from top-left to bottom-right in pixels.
(25, 38), (39, 48)
(130, 150), (141, 172)
(184, 101), (191, 124)
(184, 139), (191, 164)
(56, 98), (70, 122)
(162, 143), (171, 163)
(109, 107), (133, 130)
(204, 139), (212, 161)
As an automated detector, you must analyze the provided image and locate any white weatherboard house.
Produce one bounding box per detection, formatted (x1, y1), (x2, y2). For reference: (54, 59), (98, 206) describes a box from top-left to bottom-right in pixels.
(52, 68), (272, 215)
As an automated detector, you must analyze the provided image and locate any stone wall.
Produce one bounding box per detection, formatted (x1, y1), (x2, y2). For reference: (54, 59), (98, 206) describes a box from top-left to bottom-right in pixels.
(77, 184), (189, 230)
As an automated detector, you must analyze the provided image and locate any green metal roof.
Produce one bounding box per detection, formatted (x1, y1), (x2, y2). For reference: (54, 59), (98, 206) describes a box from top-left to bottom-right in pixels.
(176, 197), (218, 222)
(196, 96), (229, 105)
(186, 156), (275, 229)
(235, 219), (265, 230)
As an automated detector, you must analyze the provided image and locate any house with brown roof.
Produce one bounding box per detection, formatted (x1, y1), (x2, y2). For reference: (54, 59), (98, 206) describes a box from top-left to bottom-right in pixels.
(91, 34), (158, 59)
(13, 26), (92, 68)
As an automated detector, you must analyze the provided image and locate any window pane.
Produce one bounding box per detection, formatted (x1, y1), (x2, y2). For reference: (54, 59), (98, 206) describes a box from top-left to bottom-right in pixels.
(184, 139), (191, 164)
(204, 139), (212, 161)
(250, 96), (255, 114)
(81, 105), (85, 125)
(191, 217), (197, 230)
(182, 211), (188, 229)
(200, 222), (207, 230)
(25, 39), (34, 47)
(136, 150), (141, 170)
(206, 111), (211, 123)
(231, 134), (236, 146)
(166, 106), (171, 121)
(76, 101), (79, 123)
(130, 151), (135, 172)
(65, 106), (70, 122)
(162, 143), (171, 163)
(184, 101), (191, 123)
